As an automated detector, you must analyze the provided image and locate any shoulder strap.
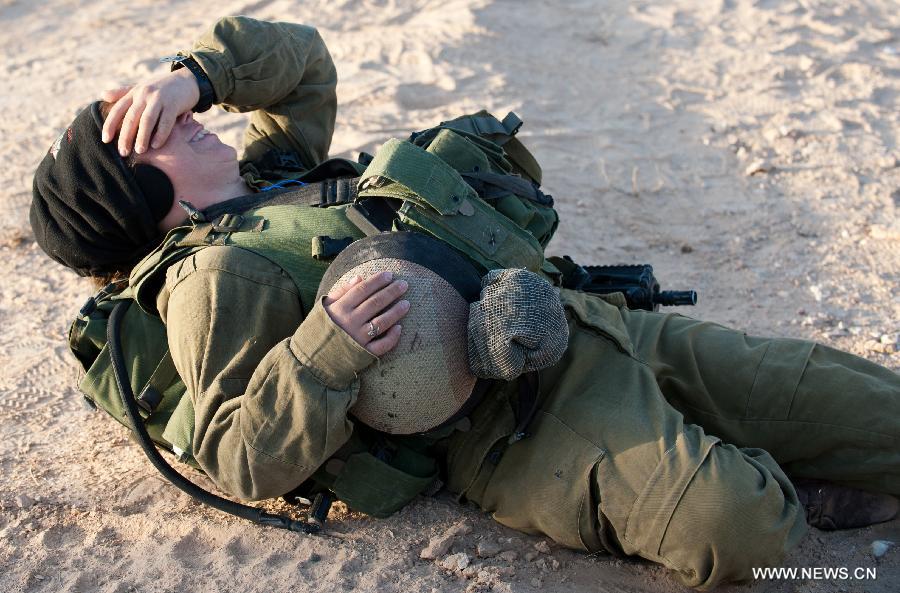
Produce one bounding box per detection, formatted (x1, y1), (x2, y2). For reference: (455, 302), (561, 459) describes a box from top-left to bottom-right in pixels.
(203, 176), (359, 221)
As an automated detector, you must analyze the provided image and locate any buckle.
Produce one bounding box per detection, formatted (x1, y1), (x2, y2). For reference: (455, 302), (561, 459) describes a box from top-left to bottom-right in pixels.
(212, 213), (245, 233)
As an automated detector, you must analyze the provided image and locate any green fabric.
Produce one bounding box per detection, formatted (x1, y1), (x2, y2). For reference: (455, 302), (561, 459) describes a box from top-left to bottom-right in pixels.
(449, 290), (900, 589)
(359, 137), (546, 272)
(73, 298), (197, 467)
(332, 450), (438, 518)
(161, 388), (196, 462)
(413, 110), (542, 184)
(410, 126), (557, 247)
(226, 204), (363, 312)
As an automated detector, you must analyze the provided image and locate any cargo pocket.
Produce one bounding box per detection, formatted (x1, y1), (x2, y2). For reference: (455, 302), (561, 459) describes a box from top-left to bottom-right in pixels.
(478, 411), (606, 551)
(331, 452), (438, 518)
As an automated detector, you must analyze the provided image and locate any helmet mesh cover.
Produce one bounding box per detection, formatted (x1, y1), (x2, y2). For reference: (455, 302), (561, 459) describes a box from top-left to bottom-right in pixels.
(334, 258), (475, 434)
(467, 268), (569, 380)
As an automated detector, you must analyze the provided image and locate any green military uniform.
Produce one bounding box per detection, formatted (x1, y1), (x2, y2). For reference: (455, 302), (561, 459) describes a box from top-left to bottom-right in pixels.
(158, 16), (900, 590)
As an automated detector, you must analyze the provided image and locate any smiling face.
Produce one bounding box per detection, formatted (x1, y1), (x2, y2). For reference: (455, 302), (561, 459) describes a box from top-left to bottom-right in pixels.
(133, 112), (244, 230)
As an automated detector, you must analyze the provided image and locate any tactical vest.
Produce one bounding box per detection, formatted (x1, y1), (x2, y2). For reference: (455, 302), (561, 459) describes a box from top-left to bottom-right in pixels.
(69, 112), (559, 519)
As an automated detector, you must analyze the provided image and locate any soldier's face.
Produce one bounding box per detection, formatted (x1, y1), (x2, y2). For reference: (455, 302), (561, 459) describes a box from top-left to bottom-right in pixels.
(134, 112), (238, 192)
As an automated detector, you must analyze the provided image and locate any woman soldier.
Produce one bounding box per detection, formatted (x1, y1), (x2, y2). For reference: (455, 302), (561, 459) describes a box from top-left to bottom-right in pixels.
(31, 16), (899, 590)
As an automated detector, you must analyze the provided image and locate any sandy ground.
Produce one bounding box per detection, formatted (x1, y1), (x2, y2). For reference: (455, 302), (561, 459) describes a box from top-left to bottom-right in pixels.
(1, 0), (898, 591)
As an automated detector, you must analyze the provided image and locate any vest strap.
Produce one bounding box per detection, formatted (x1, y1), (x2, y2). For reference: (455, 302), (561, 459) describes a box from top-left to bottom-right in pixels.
(311, 235), (355, 260)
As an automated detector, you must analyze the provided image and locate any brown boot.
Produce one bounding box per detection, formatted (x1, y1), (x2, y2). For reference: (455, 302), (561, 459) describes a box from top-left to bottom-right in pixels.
(794, 479), (900, 530)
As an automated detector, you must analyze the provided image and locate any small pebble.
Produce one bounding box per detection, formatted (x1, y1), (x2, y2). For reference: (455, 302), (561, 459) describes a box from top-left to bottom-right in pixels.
(530, 577), (543, 588)
(498, 550), (518, 563)
(440, 552), (470, 571)
(865, 340), (891, 354)
(420, 533), (456, 560)
(524, 551), (539, 562)
(871, 540), (895, 558)
(476, 540), (501, 558)
(450, 520), (473, 536)
(744, 159), (773, 176)
(16, 494), (35, 509)
(534, 540), (551, 554)
(462, 564), (480, 579)
(476, 569), (493, 583)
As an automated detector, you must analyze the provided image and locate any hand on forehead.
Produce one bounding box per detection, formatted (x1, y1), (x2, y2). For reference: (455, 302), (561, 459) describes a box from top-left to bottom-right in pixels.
(100, 67), (200, 157)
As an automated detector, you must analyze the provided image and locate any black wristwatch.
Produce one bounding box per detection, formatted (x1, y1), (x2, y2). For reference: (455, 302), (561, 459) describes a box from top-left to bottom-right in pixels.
(161, 54), (216, 113)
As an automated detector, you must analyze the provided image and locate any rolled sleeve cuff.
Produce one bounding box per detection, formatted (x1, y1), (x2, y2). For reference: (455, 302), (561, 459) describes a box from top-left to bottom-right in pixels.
(290, 297), (377, 390)
(186, 47), (232, 106)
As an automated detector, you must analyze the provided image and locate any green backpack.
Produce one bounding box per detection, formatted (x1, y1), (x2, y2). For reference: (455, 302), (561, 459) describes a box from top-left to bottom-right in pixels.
(68, 111), (559, 531)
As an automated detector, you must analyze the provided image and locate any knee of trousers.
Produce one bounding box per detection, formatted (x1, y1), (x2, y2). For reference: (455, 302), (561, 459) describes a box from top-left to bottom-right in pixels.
(626, 443), (808, 590)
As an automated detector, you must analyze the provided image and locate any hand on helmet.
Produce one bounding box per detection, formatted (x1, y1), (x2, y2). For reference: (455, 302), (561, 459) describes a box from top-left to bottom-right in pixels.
(100, 67), (200, 157)
(323, 271), (410, 357)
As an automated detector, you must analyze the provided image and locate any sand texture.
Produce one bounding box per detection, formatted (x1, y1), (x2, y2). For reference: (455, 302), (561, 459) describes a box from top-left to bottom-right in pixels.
(1, 0), (898, 591)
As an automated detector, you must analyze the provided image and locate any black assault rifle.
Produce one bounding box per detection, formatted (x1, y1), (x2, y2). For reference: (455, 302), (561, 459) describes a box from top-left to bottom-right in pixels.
(549, 256), (697, 312)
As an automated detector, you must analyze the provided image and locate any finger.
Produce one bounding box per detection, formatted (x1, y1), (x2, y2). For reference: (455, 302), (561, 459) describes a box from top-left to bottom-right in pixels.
(355, 279), (409, 321)
(118, 100), (146, 157)
(102, 93), (133, 143)
(101, 86), (131, 104)
(134, 100), (162, 154)
(151, 108), (179, 149)
(366, 325), (402, 357)
(323, 275), (362, 307)
(364, 299), (410, 336)
(339, 271), (395, 309)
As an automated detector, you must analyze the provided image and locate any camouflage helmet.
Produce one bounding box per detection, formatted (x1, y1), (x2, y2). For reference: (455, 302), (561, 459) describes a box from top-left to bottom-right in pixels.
(316, 232), (483, 434)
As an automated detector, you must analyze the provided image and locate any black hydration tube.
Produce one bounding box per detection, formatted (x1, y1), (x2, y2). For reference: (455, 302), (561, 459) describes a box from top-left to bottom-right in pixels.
(107, 301), (319, 533)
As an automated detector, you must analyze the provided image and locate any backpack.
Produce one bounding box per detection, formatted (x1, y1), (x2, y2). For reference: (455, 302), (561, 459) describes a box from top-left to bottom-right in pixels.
(68, 111), (559, 531)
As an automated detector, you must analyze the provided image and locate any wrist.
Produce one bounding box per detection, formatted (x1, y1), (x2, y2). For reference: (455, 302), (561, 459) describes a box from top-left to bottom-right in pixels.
(291, 298), (377, 389)
(164, 54), (216, 112)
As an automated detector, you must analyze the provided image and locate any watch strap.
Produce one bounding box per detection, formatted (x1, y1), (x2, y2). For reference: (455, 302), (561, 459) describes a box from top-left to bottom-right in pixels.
(168, 55), (216, 113)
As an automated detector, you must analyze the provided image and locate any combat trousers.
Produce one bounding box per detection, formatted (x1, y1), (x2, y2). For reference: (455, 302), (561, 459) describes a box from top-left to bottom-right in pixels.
(469, 291), (900, 589)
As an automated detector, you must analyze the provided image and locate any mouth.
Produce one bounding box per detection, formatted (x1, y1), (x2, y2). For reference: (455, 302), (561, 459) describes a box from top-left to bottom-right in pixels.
(189, 126), (212, 143)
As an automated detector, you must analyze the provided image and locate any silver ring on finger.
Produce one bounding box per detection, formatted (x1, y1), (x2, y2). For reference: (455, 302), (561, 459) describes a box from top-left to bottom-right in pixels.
(367, 321), (380, 338)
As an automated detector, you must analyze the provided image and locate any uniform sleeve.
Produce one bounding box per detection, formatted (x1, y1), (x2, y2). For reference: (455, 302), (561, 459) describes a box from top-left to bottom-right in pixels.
(159, 246), (376, 501)
(183, 16), (337, 169)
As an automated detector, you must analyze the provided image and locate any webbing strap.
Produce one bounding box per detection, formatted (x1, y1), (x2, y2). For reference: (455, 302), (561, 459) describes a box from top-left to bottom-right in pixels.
(460, 171), (554, 207)
(358, 139), (475, 215)
(135, 350), (178, 415)
(202, 177), (358, 221)
(442, 112), (523, 144)
(442, 113), (541, 185)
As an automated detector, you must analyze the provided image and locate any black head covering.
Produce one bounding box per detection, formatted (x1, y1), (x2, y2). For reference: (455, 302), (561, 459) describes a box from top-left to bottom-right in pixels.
(30, 101), (174, 277)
